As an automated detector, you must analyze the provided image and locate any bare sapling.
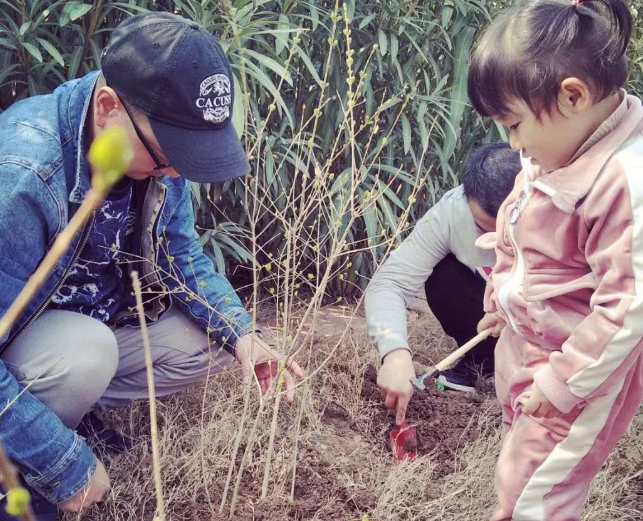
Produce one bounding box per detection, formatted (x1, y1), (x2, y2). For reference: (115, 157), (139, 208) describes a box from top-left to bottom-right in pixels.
(131, 271), (166, 521)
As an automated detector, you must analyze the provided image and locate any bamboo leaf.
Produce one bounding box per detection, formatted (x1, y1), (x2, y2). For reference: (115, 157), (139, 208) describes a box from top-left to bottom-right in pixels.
(310, 3), (319, 31)
(243, 48), (292, 85)
(441, 26), (474, 162)
(401, 113), (412, 155)
(19, 21), (31, 36)
(36, 38), (64, 66)
(60, 2), (93, 27)
(275, 13), (289, 56)
(359, 14), (377, 30)
(377, 29), (387, 57)
(390, 33), (399, 63)
(0, 38), (16, 50)
(22, 42), (42, 62)
(294, 44), (322, 87)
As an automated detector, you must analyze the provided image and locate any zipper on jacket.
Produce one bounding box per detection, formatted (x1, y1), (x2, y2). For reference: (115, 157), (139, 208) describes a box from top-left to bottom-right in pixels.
(497, 181), (532, 332)
(0, 213), (96, 354)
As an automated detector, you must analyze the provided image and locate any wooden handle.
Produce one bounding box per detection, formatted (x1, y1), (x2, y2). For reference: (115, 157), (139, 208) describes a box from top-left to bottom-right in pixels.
(435, 329), (492, 372)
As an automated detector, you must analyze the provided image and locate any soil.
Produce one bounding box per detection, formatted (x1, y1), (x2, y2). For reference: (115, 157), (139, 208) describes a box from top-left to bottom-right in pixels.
(202, 366), (498, 521)
(361, 365), (498, 476)
(81, 306), (503, 521)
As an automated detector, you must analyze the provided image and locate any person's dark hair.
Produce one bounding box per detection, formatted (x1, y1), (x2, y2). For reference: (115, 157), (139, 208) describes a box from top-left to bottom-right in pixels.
(462, 142), (522, 217)
(468, 0), (632, 119)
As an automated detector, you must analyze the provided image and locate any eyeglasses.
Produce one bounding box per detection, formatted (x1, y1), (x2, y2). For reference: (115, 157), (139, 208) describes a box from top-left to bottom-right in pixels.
(121, 101), (172, 171)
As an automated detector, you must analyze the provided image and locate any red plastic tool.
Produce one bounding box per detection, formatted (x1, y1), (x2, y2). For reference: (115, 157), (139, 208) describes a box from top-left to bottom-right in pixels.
(390, 422), (418, 461)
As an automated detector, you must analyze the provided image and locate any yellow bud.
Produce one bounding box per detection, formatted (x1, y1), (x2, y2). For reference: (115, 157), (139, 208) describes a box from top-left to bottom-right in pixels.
(88, 127), (133, 192)
(5, 487), (30, 516)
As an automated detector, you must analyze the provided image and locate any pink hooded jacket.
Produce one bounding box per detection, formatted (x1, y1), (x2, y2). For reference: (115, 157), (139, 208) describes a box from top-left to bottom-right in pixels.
(478, 93), (643, 414)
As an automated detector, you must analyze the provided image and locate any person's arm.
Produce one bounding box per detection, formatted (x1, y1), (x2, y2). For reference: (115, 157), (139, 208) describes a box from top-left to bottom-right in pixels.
(365, 198), (453, 425)
(158, 178), (253, 352)
(0, 167), (96, 503)
(365, 199), (452, 359)
(534, 158), (643, 414)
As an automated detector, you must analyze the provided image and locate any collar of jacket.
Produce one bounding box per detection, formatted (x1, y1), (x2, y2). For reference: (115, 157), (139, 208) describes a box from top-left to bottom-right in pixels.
(64, 71), (100, 204)
(528, 93), (643, 213)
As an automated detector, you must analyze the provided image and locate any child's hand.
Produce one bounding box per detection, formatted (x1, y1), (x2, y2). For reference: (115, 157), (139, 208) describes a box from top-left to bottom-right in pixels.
(477, 312), (506, 337)
(378, 349), (416, 425)
(517, 383), (562, 419)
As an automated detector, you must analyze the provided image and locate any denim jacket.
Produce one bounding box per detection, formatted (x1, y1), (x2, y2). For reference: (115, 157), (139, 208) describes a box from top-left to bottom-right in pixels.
(0, 71), (253, 502)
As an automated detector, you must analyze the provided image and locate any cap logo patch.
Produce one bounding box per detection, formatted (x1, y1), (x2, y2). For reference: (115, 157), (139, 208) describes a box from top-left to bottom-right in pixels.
(196, 74), (231, 124)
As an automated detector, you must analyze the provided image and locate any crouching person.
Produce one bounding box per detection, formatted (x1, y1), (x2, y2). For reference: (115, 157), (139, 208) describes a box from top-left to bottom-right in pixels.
(366, 142), (521, 424)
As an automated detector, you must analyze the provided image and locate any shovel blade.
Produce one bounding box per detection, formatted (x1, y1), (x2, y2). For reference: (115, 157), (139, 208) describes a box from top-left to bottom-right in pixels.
(390, 423), (418, 461)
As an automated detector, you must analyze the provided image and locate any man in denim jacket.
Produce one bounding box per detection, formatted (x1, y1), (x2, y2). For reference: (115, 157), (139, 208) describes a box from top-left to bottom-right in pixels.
(0, 13), (302, 520)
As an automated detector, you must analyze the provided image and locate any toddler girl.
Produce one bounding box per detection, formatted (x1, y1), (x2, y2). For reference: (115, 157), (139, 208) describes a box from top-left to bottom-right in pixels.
(468, 1), (643, 519)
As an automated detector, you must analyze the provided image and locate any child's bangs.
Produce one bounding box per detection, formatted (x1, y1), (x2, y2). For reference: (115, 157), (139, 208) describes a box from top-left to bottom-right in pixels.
(468, 46), (541, 120)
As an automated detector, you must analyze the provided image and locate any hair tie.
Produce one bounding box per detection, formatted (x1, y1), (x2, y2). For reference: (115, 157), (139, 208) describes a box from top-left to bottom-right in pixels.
(572, 0), (583, 7)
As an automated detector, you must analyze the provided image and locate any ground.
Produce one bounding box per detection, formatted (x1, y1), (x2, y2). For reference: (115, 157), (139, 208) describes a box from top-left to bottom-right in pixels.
(69, 301), (643, 521)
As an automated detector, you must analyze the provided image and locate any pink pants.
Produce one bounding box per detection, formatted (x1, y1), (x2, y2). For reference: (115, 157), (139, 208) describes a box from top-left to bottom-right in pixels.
(492, 327), (643, 521)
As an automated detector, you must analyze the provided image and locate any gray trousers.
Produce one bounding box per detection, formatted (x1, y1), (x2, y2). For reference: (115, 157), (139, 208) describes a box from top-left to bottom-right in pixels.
(1, 306), (235, 428)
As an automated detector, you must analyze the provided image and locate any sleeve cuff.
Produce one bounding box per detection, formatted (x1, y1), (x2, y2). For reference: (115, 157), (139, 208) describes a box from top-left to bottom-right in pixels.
(534, 365), (584, 414)
(475, 232), (497, 250)
(25, 434), (97, 504)
(375, 332), (410, 362)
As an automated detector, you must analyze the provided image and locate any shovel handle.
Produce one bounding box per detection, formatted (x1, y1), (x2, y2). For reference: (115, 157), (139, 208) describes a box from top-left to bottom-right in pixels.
(434, 328), (492, 372)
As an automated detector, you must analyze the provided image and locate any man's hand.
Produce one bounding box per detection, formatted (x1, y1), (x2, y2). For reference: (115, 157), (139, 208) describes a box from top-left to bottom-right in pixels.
(234, 334), (304, 403)
(377, 349), (416, 425)
(58, 459), (110, 513)
(517, 383), (562, 419)
(477, 312), (506, 337)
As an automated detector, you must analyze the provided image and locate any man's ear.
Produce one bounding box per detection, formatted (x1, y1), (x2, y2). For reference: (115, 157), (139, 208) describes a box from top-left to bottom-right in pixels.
(558, 78), (593, 113)
(93, 86), (122, 129)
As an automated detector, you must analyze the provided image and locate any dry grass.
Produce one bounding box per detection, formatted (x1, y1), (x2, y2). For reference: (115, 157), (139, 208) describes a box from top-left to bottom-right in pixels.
(63, 305), (643, 521)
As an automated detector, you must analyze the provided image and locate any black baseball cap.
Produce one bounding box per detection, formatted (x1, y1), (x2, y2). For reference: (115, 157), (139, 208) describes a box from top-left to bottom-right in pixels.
(101, 13), (250, 183)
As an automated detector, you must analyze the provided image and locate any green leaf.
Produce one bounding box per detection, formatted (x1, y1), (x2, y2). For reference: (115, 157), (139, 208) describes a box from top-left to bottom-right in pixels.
(207, 238), (227, 274)
(238, 60), (293, 128)
(377, 29), (387, 57)
(60, 2), (93, 27)
(379, 96), (402, 113)
(294, 44), (322, 87)
(390, 33), (399, 62)
(36, 38), (64, 66)
(401, 113), (412, 155)
(243, 48), (292, 86)
(275, 13), (289, 56)
(0, 38), (16, 50)
(441, 26), (474, 162)
(19, 21), (31, 36)
(0, 63), (20, 87)
(310, 3), (319, 31)
(22, 42), (42, 62)
(67, 47), (84, 79)
(359, 14), (377, 30)
(494, 120), (508, 142)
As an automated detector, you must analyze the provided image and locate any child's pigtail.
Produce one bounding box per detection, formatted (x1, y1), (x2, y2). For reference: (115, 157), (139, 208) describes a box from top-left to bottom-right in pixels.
(578, 0), (632, 56)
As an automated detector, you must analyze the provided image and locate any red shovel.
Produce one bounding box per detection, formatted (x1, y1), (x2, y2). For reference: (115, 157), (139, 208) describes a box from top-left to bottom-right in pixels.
(389, 330), (493, 462)
(390, 422), (418, 461)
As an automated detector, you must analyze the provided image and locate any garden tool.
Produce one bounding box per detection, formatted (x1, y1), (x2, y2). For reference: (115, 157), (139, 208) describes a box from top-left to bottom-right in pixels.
(389, 329), (492, 462)
(411, 328), (492, 391)
(390, 422), (418, 462)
